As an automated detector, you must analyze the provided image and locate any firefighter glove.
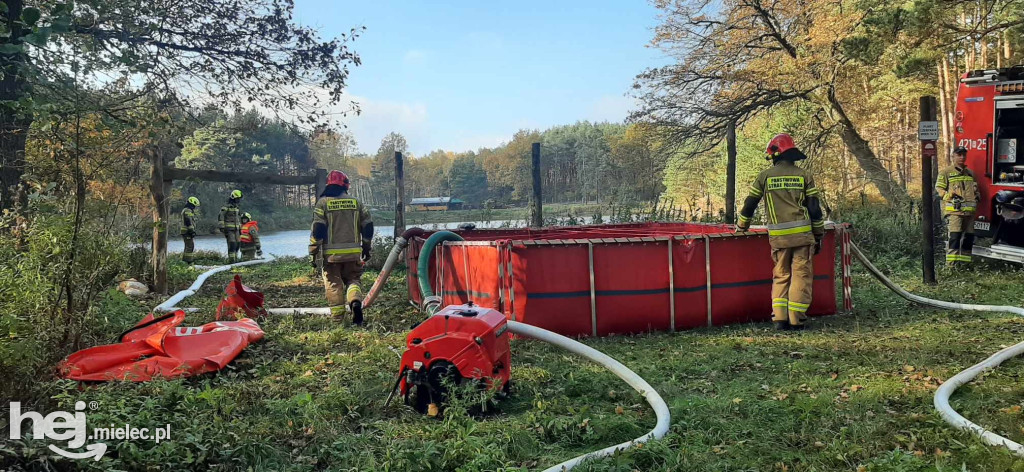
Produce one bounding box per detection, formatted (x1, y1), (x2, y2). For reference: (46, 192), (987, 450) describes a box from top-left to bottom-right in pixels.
(256, 249), (263, 258)
(361, 241), (372, 262)
(814, 236), (822, 255)
(187, 229), (196, 237)
(308, 254), (317, 269)
(952, 194), (965, 211)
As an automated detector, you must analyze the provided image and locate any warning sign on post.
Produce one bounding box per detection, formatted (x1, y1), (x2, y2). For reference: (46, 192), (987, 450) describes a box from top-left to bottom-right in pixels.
(922, 141), (937, 157)
(918, 121), (939, 141)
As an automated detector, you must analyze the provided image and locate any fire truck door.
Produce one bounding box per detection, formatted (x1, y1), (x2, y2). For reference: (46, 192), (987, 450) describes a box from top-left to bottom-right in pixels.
(995, 101), (1024, 184)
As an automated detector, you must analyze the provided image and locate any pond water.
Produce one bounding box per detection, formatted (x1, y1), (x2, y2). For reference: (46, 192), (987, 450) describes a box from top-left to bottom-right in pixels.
(167, 220), (528, 258)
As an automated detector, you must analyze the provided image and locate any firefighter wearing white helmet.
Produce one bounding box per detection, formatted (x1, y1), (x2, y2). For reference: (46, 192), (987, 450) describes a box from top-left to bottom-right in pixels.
(219, 189), (244, 263)
(309, 170), (373, 325)
(936, 146), (979, 265)
(736, 133), (826, 331)
(180, 196), (200, 264)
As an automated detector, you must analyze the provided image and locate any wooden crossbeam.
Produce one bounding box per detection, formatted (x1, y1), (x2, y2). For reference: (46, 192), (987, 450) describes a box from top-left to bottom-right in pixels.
(151, 163), (326, 295)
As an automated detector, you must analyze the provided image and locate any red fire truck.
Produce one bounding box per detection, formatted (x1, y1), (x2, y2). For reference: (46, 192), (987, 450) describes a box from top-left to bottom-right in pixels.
(954, 65), (1024, 263)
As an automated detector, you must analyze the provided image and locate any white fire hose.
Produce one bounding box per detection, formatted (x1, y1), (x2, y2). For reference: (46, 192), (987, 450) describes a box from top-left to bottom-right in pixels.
(850, 241), (1024, 456)
(507, 321), (671, 472)
(154, 256), (274, 312)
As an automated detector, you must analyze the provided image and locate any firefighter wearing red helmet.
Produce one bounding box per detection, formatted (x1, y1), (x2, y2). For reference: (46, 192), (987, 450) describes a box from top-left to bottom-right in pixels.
(736, 133), (826, 331)
(936, 146), (978, 265)
(309, 170), (373, 324)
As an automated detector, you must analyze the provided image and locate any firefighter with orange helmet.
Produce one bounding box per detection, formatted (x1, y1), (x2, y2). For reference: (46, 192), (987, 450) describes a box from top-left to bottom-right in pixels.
(309, 170), (373, 324)
(736, 134), (826, 331)
(936, 146), (978, 265)
(239, 212), (262, 261)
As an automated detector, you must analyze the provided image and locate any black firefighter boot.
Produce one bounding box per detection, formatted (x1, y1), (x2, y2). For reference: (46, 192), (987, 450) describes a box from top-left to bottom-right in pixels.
(350, 300), (363, 326)
(773, 320), (790, 331)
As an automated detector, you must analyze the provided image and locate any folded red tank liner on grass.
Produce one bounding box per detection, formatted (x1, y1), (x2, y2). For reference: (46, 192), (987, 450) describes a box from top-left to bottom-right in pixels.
(217, 274), (269, 320)
(59, 311), (264, 381)
(406, 222), (850, 337)
(60, 276), (268, 381)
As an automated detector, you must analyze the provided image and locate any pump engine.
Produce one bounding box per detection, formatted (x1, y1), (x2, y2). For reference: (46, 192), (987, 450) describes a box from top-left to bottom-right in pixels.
(392, 303), (511, 415)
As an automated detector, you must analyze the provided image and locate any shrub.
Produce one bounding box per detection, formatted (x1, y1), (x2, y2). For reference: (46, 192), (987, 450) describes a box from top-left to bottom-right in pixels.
(0, 199), (145, 405)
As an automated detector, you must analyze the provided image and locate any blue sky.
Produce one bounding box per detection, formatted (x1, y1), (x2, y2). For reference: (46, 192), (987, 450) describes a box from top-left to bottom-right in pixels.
(292, 1), (668, 155)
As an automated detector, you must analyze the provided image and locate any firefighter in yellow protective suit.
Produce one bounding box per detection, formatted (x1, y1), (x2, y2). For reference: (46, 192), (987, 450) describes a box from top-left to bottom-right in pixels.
(180, 196), (200, 264)
(309, 170), (373, 324)
(736, 134), (826, 331)
(218, 190), (243, 263)
(239, 212), (262, 261)
(936, 146), (979, 265)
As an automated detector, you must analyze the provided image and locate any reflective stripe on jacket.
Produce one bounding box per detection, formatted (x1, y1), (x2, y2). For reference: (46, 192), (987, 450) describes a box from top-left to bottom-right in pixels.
(240, 221), (259, 244)
(181, 208), (196, 235)
(219, 204), (241, 230)
(310, 193), (373, 262)
(741, 162), (824, 244)
(936, 165), (978, 215)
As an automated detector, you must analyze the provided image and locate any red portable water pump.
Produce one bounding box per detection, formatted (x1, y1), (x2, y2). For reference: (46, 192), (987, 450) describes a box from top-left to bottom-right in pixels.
(389, 303), (512, 415)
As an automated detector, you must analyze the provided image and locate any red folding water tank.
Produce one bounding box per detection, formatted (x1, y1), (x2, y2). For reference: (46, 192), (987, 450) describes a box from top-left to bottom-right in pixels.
(406, 222), (846, 337)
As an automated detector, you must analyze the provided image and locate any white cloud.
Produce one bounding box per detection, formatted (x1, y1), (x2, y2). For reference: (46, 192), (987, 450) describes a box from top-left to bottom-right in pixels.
(587, 94), (639, 124)
(199, 86), (434, 155)
(340, 95), (430, 155)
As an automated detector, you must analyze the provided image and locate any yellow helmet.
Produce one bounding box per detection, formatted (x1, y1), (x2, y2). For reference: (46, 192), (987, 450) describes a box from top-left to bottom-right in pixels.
(187, 196), (200, 207)
(230, 189), (243, 199)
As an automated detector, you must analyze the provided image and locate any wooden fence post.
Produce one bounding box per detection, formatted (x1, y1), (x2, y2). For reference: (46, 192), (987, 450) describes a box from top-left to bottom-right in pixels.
(395, 151), (405, 238)
(150, 147), (168, 294)
(314, 168), (327, 200)
(530, 143), (542, 228)
(920, 96), (938, 284)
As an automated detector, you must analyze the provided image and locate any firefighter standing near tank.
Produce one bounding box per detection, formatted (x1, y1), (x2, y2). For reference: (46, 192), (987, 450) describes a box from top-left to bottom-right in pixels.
(180, 196), (200, 264)
(309, 171), (373, 324)
(219, 190), (244, 263)
(736, 134), (826, 331)
(239, 212), (263, 261)
(936, 146), (979, 265)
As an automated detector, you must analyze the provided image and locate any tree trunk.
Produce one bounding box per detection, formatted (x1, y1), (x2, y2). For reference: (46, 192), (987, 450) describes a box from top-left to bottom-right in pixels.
(1005, 29), (1012, 61)
(997, 36), (1002, 69)
(981, 25), (989, 68)
(938, 59), (952, 162)
(826, 90), (909, 204)
(724, 121), (737, 224)
(0, 0), (32, 212)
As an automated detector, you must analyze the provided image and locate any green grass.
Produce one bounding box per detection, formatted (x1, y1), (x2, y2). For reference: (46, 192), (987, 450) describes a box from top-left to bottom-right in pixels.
(7, 255), (1024, 471)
